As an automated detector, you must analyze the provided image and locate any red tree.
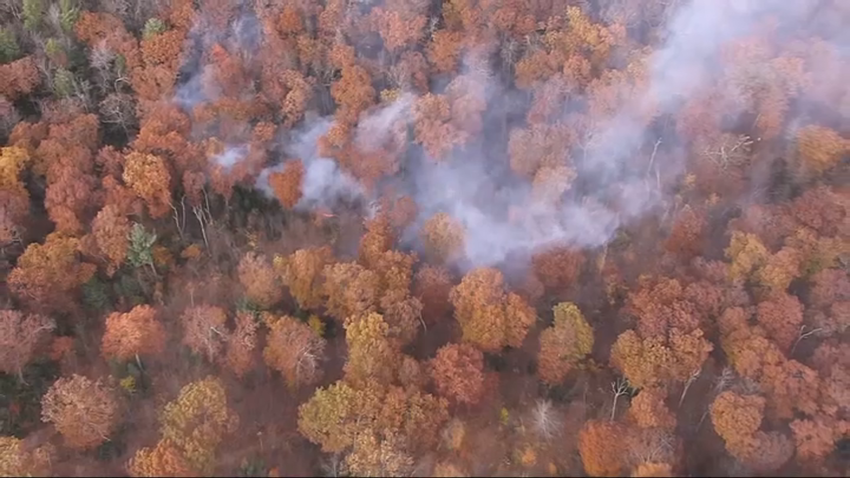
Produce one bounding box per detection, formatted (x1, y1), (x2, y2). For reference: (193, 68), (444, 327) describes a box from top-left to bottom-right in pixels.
(429, 343), (486, 406)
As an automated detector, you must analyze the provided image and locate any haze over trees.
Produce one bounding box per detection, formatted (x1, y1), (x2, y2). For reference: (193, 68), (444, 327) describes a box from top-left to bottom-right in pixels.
(0, 0), (848, 476)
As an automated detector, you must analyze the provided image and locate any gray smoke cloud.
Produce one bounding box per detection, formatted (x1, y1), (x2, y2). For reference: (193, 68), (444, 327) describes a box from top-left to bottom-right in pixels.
(256, 118), (364, 210)
(392, 0), (845, 268)
(173, 0), (847, 269)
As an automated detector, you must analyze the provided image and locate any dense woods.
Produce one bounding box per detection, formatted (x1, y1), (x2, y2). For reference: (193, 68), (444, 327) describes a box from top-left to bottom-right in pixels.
(0, 0), (848, 476)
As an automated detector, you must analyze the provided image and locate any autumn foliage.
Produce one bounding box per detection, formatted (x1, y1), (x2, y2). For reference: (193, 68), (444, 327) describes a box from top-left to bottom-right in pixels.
(2, 0), (850, 475)
(0, 309), (54, 378)
(263, 314), (326, 388)
(449, 267), (536, 352)
(41, 375), (120, 449)
(101, 305), (166, 362)
(158, 377), (238, 475)
(537, 302), (594, 384)
(429, 343), (486, 406)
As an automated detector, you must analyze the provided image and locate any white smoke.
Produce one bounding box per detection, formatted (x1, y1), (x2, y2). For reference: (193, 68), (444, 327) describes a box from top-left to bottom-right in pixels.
(256, 118), (364, 210)
(170, 0), (847, 270)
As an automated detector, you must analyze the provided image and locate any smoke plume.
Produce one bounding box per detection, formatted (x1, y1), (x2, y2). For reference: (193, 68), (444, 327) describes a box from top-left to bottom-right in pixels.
(174, 0), (847, 270)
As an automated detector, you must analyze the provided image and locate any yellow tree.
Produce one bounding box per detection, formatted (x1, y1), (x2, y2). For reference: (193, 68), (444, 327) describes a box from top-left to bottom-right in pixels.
(274, 247), (335, 311)
(0, 146), (31, 247)
(537, 302), (594, 385)
(297, 381), (383, 453)
(796, 124), (848, 175)
(420, 212), (465, 263)
(123, 152), (172, 219)
(0, 436), (54, 477)
(159, 377), (239, 475)
(449, 267), (536, 352)
(344, 312), (399, 389)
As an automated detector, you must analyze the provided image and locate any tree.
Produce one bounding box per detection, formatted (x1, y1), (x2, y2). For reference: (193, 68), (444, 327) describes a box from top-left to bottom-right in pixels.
(756, 247), (801, 294)
(323, 262), (380, 322)
(274, 247), (334, 311)
(725, 231), (769, 282)
(344, 312), (398, 389)
(709, 391), (764, 461)
(91, 204), (131, 276)
(359, 214), (395, 269)
(263, 314), (326, 389)
(225, 311), (259, 378)
(449, 267), (536, 352)
(790, 416), (849, 462)
(610, 329), (713, 390)
(0, 56), (40, 100)
(8, 233), (96, 312)
(531, 246), (585, 293)
(0, 310), (55, 380)
(128, 439), (196, 477)
(345, 431), (415, 477)
(371, 250), (422, 346)
(628, 387), (675, 431)
(756, 292), (803, 353)
(631, 462), (673, 477)
(370, 0), (427, 53)
(268, 160), (304, 209)
(102, 305), (166, 362)
(429, 343), (485, 406)
(665, 206), (707, 259)
(578, 420), (627, 477)
(538, 302), (594, 384)
(297, 381), (382, 453)
(413, 265), (454, 324)
(180, 305), (229, 364)
(159, 377), (238, 475)
(413, 93), (467, 159)
(746, 431), (794, 473)
(0, 146), (32, 246)
(796, 124), (848, 175)
(420, 212), (465, 263)
(41, 374), (120, 449)
(123, 152), (172, 219)
(237, 252), (282, 309)
(427, 30), (463, 74)
(0, 436), (54, 477)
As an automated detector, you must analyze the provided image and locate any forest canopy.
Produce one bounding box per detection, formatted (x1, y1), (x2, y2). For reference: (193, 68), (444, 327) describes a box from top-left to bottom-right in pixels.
(0, 0), (848, 476)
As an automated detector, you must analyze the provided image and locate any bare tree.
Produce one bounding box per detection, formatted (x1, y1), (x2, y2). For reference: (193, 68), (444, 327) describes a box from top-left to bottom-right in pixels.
(530, 399), (563, 442)
(611, 377), (631, 421)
